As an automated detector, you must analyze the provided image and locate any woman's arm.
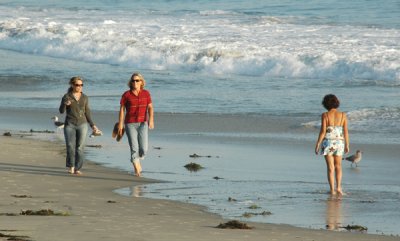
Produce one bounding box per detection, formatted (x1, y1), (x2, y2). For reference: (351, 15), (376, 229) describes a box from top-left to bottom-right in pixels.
(118, 105), (125, 135)
(59, 95), (67, 114)
(147, 103), (154, 129)
(315, 113), (327, 155)
(84, 96), (95, 128)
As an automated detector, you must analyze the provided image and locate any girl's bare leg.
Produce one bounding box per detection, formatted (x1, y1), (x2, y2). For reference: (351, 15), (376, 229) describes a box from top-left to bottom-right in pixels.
(325, 155), (336, 195)
(334, 155), (343, 195)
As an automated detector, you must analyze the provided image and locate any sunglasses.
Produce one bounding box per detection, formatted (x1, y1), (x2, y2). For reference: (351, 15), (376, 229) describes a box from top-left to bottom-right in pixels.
(131, 79), (141, 83)
(74, 84), (84, 87)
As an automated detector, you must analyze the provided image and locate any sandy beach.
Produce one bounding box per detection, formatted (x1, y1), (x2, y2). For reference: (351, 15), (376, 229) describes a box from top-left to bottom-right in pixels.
(0, 133), (399, 241)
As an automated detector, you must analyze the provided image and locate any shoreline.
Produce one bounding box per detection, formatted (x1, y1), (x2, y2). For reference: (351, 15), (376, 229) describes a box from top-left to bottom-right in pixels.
(0, 108), (398, 237)
(0, 135), (399, 241)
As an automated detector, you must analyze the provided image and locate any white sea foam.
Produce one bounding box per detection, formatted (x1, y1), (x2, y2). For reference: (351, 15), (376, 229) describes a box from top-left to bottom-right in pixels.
(301, 107), (400, 142)
(0, 6), (399, 85)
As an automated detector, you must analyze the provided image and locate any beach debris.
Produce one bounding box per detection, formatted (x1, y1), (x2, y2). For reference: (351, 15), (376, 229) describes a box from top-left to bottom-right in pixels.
(184, 162), (204, 172)
(11, 194), (32, 198)
(242, 211), (272, 218)
(3, 131), (12, 137)
(281, 195), (296, 199)
(0, 213), (19, 216)
(86, 144), (103, 148)
(153, 146), (162, 150)
(107, 200), (117, 203)
(344, 150), (362, 167)
(216, 220), (253, 229)
(228, 197), (237, 202)
(248, 204), (261, 209)
(189, 153), (212, 158)
(341, 224), (368, 232)
(213, 176), (223, 180)
(29, 129), (54, 134)
(20, 209), (70, 216)
(0, 231), (31, 241)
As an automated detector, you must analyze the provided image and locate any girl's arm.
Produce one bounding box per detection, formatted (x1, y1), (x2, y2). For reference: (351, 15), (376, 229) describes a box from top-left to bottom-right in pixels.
(342, 113), (350, 154)
(315, 113), (327, 155)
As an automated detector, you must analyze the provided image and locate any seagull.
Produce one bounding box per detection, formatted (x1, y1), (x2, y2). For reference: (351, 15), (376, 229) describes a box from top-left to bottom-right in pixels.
(344, 150), (362, 167)
(51, 116), (64, 129)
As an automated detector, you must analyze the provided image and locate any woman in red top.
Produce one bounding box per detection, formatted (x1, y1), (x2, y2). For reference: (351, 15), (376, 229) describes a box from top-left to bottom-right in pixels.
(118, 72), (154, 177)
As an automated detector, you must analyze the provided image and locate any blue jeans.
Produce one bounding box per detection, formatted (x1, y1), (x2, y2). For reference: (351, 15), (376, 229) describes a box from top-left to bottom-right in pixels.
(64, 123), (88, 170)
(125, 122), (148, 163)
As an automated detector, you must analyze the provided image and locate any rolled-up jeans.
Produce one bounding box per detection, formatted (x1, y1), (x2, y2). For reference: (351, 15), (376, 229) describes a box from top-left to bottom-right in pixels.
(64, 122), (88, 170)
(125, 122), (148, 163)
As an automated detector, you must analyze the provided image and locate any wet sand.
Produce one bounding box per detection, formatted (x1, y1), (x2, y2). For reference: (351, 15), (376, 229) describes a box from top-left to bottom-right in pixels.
(1, 134), (399, 241)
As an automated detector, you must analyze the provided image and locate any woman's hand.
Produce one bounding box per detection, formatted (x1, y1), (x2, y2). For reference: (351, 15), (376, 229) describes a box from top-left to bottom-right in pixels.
(64, 97), (72, 106)
(117, 122), (124, 136)
(148, 120), (154, 130)
(92, 125), (99, 132)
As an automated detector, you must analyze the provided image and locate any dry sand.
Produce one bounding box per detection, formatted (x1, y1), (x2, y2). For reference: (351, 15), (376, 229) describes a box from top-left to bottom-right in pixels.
(0, 135), (398, 241)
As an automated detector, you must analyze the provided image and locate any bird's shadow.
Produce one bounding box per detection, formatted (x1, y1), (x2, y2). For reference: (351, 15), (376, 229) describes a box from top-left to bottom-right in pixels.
(349, 166), (361, 173)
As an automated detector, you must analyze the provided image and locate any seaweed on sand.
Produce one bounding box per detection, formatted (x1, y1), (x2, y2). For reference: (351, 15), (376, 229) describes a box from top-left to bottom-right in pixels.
(216, 220), (253, 229)
(11, 195), (32, 198)
(342, 224), (368, 232)
(228, 197), (237, 202)
(0, 231), (31, 241)
(86, 144), (103, 148)
(184, 162), (204, 172)
(29, 129), (54, 133)
(20, 209), (70, 216)
(189, 153), (212, 158)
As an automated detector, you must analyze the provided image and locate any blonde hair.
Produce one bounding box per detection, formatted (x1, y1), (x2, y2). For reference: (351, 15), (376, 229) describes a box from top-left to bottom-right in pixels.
(68, 76), (83, 93)
(128, 72), (146, 90)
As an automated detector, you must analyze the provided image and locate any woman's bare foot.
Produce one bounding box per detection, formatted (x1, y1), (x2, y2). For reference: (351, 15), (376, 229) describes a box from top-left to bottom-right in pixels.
(68, 167), (75, 174)
(133, 161), (142, 177)
(337, 189), (343, 196)
(74, 170), (82, 175)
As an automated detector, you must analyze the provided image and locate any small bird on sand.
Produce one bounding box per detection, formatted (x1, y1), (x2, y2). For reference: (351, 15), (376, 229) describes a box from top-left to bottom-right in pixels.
(344, 150), (362, 167)
(51, 116), (64, 129)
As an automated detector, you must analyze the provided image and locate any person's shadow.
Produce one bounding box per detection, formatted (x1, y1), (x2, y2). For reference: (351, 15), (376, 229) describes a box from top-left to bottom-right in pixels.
(325, 195), (343, 230)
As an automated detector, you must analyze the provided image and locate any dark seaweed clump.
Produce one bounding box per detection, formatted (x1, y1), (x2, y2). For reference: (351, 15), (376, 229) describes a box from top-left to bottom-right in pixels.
(0, 231), (31, 241)
(30, 129), (54, 133)
(184, 162), (204, 172)
(342, 224), (368, 232)
(216, 220), (253, 229)
(11, 195), (32, 198)
(20, 209), (70, 216)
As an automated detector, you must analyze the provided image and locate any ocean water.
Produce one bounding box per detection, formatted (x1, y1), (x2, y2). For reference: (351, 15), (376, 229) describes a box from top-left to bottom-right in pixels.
(1, 0), (399, 236)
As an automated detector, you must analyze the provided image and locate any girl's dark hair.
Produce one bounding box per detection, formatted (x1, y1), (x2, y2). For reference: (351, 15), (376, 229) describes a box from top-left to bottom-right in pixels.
(322, 94), (340, 110)
(68, 76), (83, 93)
